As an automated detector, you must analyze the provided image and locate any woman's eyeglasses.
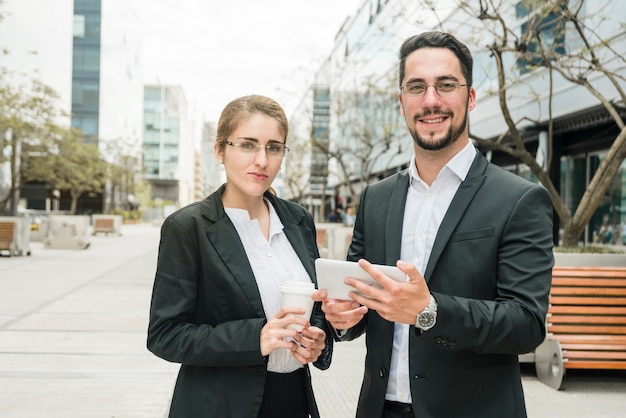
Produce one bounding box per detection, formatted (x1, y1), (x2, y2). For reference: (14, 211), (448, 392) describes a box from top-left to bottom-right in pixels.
(226, 140), (289, 158)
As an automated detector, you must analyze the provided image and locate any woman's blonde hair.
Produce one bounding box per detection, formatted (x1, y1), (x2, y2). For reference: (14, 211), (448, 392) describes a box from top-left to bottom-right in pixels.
(215, 95), (288, 151)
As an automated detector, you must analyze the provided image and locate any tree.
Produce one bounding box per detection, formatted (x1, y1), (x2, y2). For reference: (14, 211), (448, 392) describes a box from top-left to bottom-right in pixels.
(436, 0), (626, 247)
(316, 72), (409, 208)
(24, 127), (109, 214)
(0, 74), (65, 214)
(100, 139), (142, 213)
(283, 132), (313, 204)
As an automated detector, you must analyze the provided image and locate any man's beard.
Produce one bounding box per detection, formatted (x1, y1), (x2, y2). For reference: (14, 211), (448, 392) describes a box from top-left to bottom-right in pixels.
(409, 109), (468, 151)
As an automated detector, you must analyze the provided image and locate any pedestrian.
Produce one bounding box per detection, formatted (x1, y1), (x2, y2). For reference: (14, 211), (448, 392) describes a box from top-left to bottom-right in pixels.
(343, 206), (355, 226)
(313, 31), (554, 418)
(148, 94), (332, 418)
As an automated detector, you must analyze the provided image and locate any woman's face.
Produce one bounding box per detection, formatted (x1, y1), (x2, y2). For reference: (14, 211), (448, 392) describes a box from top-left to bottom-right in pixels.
(215, 113), (286, 202)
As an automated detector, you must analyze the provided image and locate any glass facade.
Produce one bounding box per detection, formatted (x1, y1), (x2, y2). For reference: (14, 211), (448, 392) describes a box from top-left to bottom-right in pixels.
(142, 86), (182, 181)
(561, 153), (626, 245)
(287, 0), (626, 244)
(71, 0), (101, 145)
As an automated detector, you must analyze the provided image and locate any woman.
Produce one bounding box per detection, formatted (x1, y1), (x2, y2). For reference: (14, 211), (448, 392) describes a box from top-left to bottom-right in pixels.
(147, 95), (332, 417)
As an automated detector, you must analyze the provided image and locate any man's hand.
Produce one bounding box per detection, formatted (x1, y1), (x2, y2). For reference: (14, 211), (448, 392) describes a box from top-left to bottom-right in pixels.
(346, 259), (431, 325)
(312, 290), (367, 330)
(292, 326), (326, 364)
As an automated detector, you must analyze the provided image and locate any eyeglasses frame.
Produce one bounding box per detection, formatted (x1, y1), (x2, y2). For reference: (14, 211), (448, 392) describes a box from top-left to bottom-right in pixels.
(225, 140), (290, 158)
(400, 81), (470, 97)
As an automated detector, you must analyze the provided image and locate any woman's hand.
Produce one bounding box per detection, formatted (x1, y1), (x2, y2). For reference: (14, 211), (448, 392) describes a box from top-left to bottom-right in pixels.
(260, 306), (309, 357)
(292, 326), (326, 364)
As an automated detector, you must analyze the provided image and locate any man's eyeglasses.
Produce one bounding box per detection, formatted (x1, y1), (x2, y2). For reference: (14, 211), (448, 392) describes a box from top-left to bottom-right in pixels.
(226, 140), (289, 158)
(400, 81), (469, 97)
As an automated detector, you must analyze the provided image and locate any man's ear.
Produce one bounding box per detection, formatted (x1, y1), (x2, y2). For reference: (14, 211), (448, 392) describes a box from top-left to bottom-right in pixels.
(398, 93), (405, 115)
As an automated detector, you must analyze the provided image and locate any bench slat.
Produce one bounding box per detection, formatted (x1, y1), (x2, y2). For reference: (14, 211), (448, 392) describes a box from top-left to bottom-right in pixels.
(549, 295), (626, 306)
(563, 350), (626, 360)
(548, 324), (626, 335)
(560, 343), (626, 351)
(563, 361), (626, 370)
(551, 277), (626, 287)
(553, 334), (626, 344)
(553, 268), (626, 279)
(548, 315), (626, 325)
(549, 306), (626, 315)
(550, 286), (626, 296)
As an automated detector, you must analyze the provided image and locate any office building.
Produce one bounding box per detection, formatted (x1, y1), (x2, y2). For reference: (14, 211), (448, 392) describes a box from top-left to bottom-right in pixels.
(142, 84), (194, 209)
(287, 0), (626, 244)
(0, 0), (143, 213)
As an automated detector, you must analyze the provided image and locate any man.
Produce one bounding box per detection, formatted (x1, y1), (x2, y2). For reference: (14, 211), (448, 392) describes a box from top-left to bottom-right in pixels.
(313, 31), (554, 418)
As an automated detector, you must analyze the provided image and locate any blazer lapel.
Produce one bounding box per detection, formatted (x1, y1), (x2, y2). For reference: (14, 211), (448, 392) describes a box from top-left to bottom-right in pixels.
(202, 188), (266, 317)
(385, 171), (410, 264)
(424, 152), (488, 282)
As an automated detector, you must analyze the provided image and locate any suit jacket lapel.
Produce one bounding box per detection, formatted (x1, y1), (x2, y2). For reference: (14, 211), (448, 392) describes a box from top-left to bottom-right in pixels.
(202, 187), (266, 317)
(424, 152), (488, 282)
(385, 171), (410, 264)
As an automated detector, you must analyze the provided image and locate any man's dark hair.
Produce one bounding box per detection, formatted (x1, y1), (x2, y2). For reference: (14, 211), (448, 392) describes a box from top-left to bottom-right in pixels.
(398, 31), (473, 88)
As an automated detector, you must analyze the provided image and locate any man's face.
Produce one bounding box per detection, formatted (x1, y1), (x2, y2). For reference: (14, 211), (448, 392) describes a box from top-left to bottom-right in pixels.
(398, 47), (476, 153)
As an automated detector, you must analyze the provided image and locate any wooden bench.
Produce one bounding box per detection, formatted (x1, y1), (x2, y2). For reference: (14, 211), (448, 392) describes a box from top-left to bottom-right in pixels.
(316, 228), (327, 248)
(0, 221), (16, 256)
(93, 218), (115, 236)
(534, 266), (626, 389)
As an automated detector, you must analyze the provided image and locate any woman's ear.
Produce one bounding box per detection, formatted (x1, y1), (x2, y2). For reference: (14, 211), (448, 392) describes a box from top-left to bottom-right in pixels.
(214, 142), (223, 163)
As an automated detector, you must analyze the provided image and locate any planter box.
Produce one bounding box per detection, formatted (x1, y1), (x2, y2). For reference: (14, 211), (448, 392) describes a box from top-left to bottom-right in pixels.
(554, 252), (626, 267)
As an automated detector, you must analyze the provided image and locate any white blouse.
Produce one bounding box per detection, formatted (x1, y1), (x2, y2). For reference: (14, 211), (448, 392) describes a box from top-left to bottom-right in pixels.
(225, 199), (313, 373)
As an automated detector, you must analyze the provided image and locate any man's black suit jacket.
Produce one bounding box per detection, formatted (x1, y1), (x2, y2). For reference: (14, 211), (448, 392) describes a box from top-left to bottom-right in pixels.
(342, 150), (554, 418)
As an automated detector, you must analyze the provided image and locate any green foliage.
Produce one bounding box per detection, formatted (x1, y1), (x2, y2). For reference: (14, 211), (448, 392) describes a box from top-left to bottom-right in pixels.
(22, 126), (109, 214)
(554, 245), (626, 254)
(111, 208), (143, 221)
(0, 74), (67, 212)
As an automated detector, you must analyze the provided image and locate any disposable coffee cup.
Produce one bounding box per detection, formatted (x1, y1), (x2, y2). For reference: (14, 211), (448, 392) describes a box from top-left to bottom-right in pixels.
(280, 281), (315, 331)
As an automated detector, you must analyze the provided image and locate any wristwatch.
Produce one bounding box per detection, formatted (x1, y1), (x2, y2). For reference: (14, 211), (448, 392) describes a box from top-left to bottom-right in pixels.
(415, 294), (438, 331)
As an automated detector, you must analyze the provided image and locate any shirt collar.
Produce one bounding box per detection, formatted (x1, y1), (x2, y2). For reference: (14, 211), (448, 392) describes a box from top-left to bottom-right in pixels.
(408, 140), (476, 186)
(266, 199), (285, 239)
(224, 198), (285, 239)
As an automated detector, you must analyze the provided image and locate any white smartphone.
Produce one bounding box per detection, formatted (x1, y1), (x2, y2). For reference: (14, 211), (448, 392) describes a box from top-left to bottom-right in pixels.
(315, 258), (406, 300)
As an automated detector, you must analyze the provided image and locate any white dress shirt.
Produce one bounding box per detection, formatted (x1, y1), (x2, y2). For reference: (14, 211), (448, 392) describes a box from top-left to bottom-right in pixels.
(225, 199), (312, 373)
(385, 140), (476, 403)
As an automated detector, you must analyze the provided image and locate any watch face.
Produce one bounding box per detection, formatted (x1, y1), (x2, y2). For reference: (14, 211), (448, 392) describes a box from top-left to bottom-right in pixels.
(418, 312), (435, 328)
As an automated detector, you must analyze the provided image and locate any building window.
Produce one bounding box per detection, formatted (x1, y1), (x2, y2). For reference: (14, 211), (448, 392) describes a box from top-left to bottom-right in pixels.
(73, 47), (100, 72)
(72, 80), (99, 107)
(71, 116), (98, 137)
(515, 2), (567, 74)
(73, 15), (86, 38)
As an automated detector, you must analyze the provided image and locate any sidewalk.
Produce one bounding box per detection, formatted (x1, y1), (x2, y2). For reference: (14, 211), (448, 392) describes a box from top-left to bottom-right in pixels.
(0, 223), (625, 417)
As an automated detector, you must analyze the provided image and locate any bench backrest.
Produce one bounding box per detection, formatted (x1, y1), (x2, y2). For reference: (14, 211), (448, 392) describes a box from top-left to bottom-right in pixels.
(94, 218), (114, 229)
(316, 228), (327, 247)
(0, 221), (16, 250)
(548, 266), (626, 369)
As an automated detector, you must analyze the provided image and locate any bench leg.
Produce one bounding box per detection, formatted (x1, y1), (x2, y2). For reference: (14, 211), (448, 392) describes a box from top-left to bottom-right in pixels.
(534, 338), (564, 390)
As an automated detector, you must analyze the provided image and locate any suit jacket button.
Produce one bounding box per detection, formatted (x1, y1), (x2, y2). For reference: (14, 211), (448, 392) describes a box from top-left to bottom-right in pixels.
(379, 368), (386, 377)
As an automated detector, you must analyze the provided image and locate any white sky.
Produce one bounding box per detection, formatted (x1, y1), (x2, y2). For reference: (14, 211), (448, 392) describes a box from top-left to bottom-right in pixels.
(133, 0), (364, 128)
